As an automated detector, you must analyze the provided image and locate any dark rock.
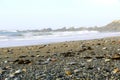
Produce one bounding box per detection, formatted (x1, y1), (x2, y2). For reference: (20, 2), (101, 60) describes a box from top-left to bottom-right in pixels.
(14, 59), (31, 64)
(60, 51), (75, 57)
(95, 56), (104, 59)
(19, 55), (27, 58)
(83, 56), (92, 59)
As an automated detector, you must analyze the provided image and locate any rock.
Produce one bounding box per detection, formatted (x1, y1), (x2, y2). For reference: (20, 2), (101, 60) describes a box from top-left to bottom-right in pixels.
(84, 56), (92, 59)
(46, 58), (51, 62)
(74, 69), (80, 73)
(103, 47), (107, 50)
(40, 61), (49, 65)
(5, 66), (11, 69)
(97, 67), (100, 71)
(5, 78), (10, 80)
(51, 58), (57, 62)
(112, 68), (120, 74)
(60, 51), (75, 57)
(105, 59), (111, 62)
(112, 53), (120, 60)
(0, 68), (5, 74)
(56, 78), (62, 80)
(9, 73), (15, 78)
(14, 77), (20, 80)
(14, 59), (31, 64)
(95, 56), (104, 59)
(36, 54), (40, 57)
(22, 68), (27, 72)
(87, 59), (92, 62)
(9, 69), (22, 78)
(15, 69), (22, 74)
(19, 55), (27, 58)
(67, 62), (77, 65)
(4, 60), (8, 63)
(117, 49), (120, 51)
(64, 68), (72, 76)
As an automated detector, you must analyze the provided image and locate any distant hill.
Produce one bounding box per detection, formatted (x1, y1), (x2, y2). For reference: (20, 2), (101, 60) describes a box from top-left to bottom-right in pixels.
(16, 20), (120, 32)
(98, 20), (120, 32)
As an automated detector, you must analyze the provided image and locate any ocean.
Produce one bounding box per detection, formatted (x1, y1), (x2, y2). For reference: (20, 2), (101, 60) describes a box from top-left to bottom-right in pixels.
(0, 30), (120, 48)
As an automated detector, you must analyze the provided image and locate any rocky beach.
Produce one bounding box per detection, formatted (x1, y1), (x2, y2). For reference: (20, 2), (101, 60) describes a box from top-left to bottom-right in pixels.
(0, 36), (120, 80)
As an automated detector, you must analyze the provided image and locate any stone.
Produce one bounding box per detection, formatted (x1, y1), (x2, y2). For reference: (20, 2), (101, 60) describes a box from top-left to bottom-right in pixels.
(112, 53), (120, 60)
(0, 68), (5, 74)
(74, 69), (80, 73)
(4, 60), (8, 63)
(9, 73), (15, 78)
(103, 47), (107, 50)
(67, 62), (77, 65)
(14, 59), (31, 64)
(22, 69), (27, 72)
(64, 68), (72, 76)
(15, 69), (22, 74)
(87, 59), (92, 62)
(105, 59), (111, 62)
(36, 55), (40, 57)
(14, 77), (20, 80)
(112, 68), (120, 74)
(5, 78), (10, 80)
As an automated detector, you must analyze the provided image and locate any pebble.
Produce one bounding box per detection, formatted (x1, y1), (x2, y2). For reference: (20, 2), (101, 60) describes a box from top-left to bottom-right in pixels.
(112, 68), (120, 74)
(74, 69), (80, 73)
(112, 53), (120, 59)
(64, 68), (72, 76)
(105, 59), (111, 62)
(87, 59), (92, 62)
(15, 69), (22, 74)
(36, 54), (40, 57)
(0, 68), (5, 74)
(5, 78), (10, 80)
(47, 58), (51, 62)
(22, 69), (27, 72)
(56, 78), (62, 80)
(4, 60), (8, 63)
(97, 67), (101, 71)
(41, 61), (49, 64)
(14, 77), (20, 80)
(67, 62), (77, 65)
(9, 73), (15, 78)
(51, 58), (57, 62)
(103, 47), (107, 50)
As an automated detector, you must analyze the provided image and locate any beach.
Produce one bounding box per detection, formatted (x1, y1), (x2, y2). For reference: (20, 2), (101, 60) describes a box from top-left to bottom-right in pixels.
(0, 36), (120, 80)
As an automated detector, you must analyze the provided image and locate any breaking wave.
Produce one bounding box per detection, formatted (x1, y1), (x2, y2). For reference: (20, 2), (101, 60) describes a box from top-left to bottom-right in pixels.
(0, 30), (99, 41)
(0, 30), (120, 47)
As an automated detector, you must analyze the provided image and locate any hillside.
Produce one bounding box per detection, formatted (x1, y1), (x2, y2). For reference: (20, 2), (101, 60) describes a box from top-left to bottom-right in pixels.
(98, 20), (120, 32)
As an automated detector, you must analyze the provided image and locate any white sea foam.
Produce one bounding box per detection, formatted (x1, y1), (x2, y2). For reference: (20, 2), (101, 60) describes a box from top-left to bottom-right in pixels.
(0, 30), (120, 47)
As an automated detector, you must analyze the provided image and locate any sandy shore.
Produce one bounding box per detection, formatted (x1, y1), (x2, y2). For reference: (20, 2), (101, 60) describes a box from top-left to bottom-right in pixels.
(0, 36), (120, 80)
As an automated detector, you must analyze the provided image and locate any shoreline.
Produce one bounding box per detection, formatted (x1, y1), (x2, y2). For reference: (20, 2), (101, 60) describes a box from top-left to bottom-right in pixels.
(0, 35), (120, 48)
(0, 36), (120, 79)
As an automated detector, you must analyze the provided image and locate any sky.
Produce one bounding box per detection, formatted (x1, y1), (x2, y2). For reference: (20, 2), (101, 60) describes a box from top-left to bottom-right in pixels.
(0, 0), (120, 30)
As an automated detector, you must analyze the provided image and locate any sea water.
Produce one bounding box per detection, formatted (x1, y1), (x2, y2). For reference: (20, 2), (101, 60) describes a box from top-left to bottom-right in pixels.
(0, 30), (120, 48)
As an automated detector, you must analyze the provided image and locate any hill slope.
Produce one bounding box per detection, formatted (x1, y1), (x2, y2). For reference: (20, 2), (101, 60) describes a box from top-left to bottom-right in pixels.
(98, 20), (120, 32)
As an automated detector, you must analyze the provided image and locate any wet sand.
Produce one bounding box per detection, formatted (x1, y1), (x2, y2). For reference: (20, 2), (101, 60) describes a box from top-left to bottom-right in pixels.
(0, 36), (120, 80)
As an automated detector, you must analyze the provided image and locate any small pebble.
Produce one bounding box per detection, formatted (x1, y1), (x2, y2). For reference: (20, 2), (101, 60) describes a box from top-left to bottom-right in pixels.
(87, 59), (92, 62)
(15, 69), (22, 74)
(112, 68), (120, 74)
(103, 47), (107, 50)
(105, 59), (111, 62)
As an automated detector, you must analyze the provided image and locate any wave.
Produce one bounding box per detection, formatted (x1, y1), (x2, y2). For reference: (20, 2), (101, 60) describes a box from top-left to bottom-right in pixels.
(0, 30), (120, 47)
(0, 30), (99, 41)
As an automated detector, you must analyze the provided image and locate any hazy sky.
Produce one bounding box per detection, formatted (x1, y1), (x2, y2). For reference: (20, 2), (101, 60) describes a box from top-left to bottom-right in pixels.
(0, 0), (120, 30)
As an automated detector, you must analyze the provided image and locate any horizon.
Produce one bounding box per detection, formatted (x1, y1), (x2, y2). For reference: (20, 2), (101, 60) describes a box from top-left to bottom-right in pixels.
(0, 0), (120, 30)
